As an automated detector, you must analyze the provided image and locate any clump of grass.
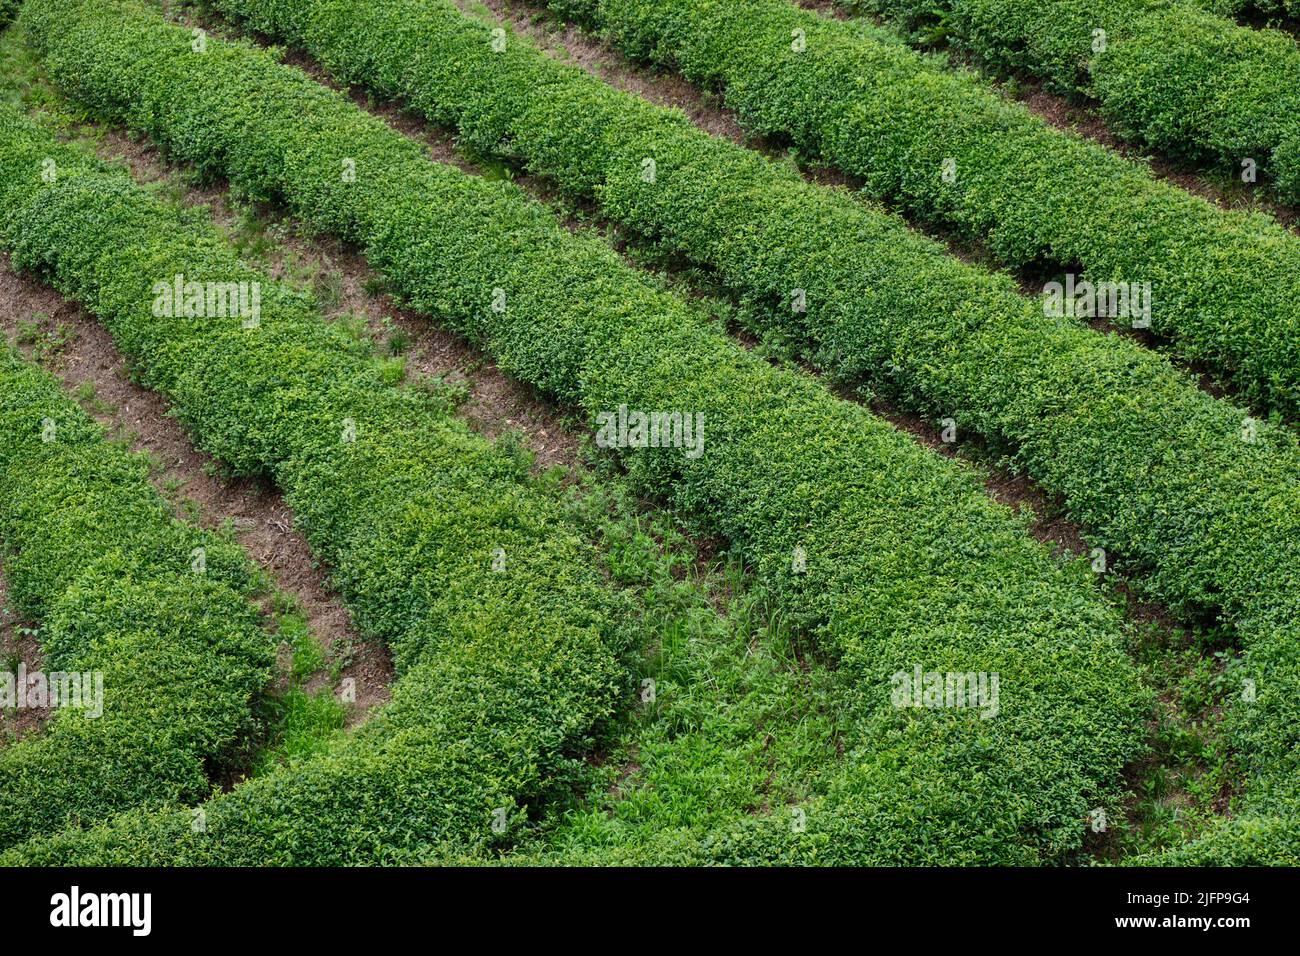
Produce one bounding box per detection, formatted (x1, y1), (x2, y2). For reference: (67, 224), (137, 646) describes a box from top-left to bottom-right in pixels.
(312, 268), (344, 310)
(15, 314), (74, 363)
(376, 355), (405, 386)
(331, 311), (371, 351)
(413, 373), (470, 414)
(242, 600), (350, 777)
(249, 688), (348, 776)
(380, 316), (412, 355)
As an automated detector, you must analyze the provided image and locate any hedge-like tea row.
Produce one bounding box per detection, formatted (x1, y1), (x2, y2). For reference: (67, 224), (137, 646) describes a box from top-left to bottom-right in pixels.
(5, 626), (627, 865)
(535, 0), (1300, 424)
(19, 0), (1154, 865)
(855, 0), (1300, 202)
(0, 102), (632, 863)
(0, 347), (275, 849)
(191, 0), (1300, 861)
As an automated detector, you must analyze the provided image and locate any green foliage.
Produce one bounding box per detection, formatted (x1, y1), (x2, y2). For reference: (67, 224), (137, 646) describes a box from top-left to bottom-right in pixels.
(0, 348), (276, 849)
(247, 686), (347, 777)
(540, 0), (1300, 424)
(0, 72), (631, 862)
(12, 0), (1153, 864)
(855, 0), (1300, 201)
(534, 0), (1300, 864)
(275, 608), (324, 682)
(497, 467), (849, 865)
(193, 0), (1300, 861)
